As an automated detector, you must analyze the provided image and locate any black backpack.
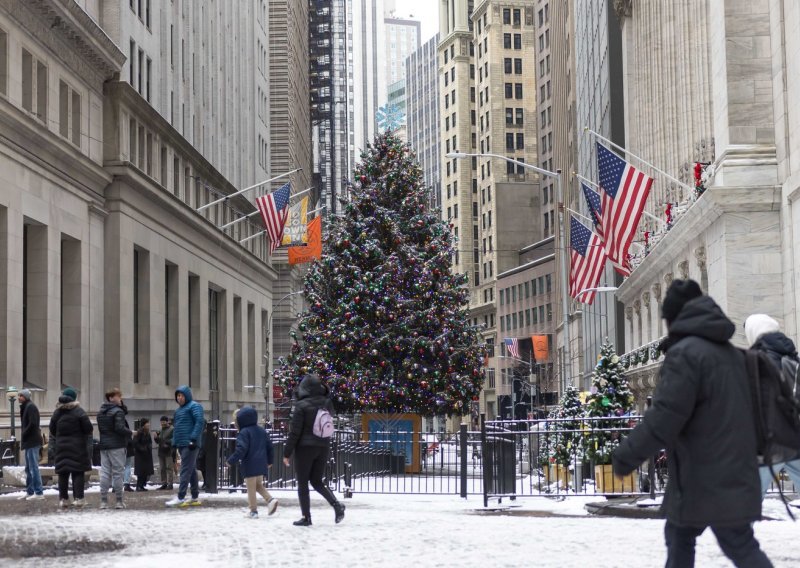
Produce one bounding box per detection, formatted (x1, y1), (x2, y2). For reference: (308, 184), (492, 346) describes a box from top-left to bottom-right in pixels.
(780, 355), (800, 405)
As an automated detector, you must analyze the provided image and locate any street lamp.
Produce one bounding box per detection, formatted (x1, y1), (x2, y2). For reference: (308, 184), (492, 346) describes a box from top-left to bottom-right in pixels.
(575, 286), (618, 298)
(6, 386), (17, 439)
(446, 152), (572, 390)
(264, 290), (304, 423)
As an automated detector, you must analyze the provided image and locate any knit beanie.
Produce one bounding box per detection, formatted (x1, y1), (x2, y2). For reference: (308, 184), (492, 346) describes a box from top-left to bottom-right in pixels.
(744, 314), (780, 347)
(61, 387), (78, 402)
(661, 279), (703, 324)
(18, 388), (32, 401)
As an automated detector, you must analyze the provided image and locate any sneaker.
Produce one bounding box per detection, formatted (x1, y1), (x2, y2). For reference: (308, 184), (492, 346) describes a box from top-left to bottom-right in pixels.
(124, 484), (134, 492)
(165, 496), (186, 508)
(186, 498), (202, 507)
(115, 501), (126, 510)
(73, 498), (86, 509)
(99, 500), (108, 510)
(246, 511), (258, 519)
(26, 494), (45, 501)
(59, 499), (70, 509)
(293, 517), (312, 527)
(267, 498), (279, 516)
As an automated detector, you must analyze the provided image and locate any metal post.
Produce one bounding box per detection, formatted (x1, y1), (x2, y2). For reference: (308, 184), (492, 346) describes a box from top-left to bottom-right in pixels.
(196, 168), (301, 212)
(459, 422), (468, 499)
(205, 420), (219, 493)
(480, 413), (488, 508)
(556, 170), (572, 390)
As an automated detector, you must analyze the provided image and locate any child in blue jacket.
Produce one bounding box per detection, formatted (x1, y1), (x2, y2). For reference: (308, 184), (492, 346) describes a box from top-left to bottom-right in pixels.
(227, 406), (277, 518)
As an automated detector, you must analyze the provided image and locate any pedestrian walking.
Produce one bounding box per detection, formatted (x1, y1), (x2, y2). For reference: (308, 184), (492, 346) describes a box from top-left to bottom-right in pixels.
(155, 416), (174, 489)
(165, 385), (205, 508)
(48, 387), (93, 508)
(744, 313), (800, 496)
(227, 406), (277, 519)
(17, 388), (44, 500)
(612, 280), (772, 567)
(97, 388), (132, 510)
(133, 418), (154, 491)
(282, 374), (345, 526)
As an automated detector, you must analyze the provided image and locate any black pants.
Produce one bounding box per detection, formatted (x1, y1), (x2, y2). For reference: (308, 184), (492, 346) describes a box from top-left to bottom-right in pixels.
(664, 520), (773, 567)
(136, 474), (149, 490)
(294, 445), (337, 518)
(58, 471), (85, 500)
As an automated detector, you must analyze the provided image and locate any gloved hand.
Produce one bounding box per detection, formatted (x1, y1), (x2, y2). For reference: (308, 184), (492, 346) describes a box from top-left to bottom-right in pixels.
(188, 440), (197, 451)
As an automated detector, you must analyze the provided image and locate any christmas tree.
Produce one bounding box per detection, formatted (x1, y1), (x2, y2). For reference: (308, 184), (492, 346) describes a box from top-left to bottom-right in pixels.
(584, 342), (635, 464)
(543, 385), (584, 467)
(274, 132), (485, 415)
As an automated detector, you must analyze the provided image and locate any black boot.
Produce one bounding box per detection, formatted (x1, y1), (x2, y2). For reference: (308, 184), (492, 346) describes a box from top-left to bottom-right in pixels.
(124, 484), (134, 492)
(333, 502), (345, 524)
(293, 517), (312, 527)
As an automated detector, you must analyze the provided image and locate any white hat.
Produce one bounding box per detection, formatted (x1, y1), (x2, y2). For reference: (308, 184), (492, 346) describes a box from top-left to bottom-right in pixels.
(744, 314), (780, 347)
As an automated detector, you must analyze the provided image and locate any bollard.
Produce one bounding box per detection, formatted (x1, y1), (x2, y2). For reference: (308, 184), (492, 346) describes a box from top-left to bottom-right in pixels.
(204, 421), (219, 494)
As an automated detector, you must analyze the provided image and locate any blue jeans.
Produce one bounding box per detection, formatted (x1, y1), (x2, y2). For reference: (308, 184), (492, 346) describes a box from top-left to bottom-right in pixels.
(24, 446), (43, 496)
(177, 447), (199, 500)
(759, 458), (800, 497)
(123, 455), (134, 484)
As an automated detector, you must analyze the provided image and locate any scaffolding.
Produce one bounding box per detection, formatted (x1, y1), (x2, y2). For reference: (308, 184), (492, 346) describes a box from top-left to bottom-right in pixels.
(310, 0), (349, 216)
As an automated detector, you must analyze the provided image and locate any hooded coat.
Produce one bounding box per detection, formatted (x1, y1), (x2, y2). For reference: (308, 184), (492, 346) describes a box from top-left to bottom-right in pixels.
(48, 398), (93, 474)
(226, 406), (274, 478)
(612, 296), (762, 527)
(751, 331), (798, 372)
(172, 385), (205, 448)
(283, 375), (334, 458)
(134, 428), (155, 477)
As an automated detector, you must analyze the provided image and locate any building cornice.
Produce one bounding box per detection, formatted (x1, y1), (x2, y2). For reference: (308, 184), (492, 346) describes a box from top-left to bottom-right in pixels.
(616, 185), (781, 303)
(497, 254), (555, 280)
(2, 0), (125, 85)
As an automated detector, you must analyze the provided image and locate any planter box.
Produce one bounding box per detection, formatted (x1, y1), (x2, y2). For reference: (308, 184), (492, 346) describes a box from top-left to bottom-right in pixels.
(544, 464), (571, 489)
(595, 464), (638, 493)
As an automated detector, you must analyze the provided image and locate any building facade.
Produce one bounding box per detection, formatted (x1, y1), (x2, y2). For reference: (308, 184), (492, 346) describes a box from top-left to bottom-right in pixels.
(1, 0), (288, 430)
(406, 33), (442, 211)
(383, 15), (420, 87)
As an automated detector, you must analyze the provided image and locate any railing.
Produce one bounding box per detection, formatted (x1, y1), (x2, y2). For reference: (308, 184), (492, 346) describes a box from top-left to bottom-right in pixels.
(619, 337), (666, 371)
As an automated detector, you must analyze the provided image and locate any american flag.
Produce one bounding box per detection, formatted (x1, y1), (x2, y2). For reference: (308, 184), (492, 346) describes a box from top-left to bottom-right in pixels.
(582, 182), (631, 277)
(569, 215), (607, 304)
(256, 182), (291, 254)
(504, 338), (520, 359)
(596, 142), (653, 268)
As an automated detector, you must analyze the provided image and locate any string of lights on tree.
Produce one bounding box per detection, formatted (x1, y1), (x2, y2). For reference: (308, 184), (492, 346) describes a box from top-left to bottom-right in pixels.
(274, 131), (485, 416)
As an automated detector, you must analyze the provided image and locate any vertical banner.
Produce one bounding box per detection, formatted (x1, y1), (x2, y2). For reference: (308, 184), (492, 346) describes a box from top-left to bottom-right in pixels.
(281, 196), (309, 246)
(531, 334), (549, 362)
(288, 216), (322, 265)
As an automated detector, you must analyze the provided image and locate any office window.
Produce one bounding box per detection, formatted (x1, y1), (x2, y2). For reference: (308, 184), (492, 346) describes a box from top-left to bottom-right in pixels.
(505, 83), (512, 99)
(514, 58), (522, 74)
(503, 34), (511, 49)
(514, 34), (521, 49)
(516, 133), (524, 149)
(516, 108), (524, 125)
(506, 133), (514, 151)
(515, 83), (523, 99)
(513, 9), (521, 26)
(503, 8), (511, 24)
(504, 58), (512, 74)
(506, 108), (513, 125)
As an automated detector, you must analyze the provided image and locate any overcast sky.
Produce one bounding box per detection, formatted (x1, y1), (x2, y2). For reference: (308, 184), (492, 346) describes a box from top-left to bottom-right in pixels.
(392, 0), (439, 43)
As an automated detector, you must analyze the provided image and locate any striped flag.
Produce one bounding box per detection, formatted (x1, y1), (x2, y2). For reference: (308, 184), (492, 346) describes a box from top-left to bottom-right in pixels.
(596, 142), (653, 268)
(256, 182), (291, 254)
(569, 215), (607, 304)
(581, 182), (630, 277)
(504, 338), (520, 359)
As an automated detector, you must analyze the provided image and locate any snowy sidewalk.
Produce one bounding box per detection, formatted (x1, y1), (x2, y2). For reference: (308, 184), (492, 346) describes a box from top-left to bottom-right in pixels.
(1, 488), (799, 567)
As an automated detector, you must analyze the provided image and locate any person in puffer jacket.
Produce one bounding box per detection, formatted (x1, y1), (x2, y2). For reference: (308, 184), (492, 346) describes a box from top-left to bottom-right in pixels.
(96, 388), (131, 509)
(227, 406), (277, 518)
(165, 385), (205, 507)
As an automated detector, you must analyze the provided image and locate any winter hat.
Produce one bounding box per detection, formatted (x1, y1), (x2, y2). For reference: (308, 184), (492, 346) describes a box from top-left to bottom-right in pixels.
(744, 314), (780, 347)
(18, 388), (32, 401)
(160, 415), (170, 422)
(61, 387), (77, 402)
(661, 279), (703, 324)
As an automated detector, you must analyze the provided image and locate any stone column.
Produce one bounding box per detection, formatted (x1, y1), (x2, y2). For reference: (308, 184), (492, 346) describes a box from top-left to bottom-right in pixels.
(652, 283), (663, 338)
(709, 0), (778, 186)
(625, 307), (634, 353)
(87, 203), (106, 411)
(0, 206), (23, 390)
(642, 291), (652, 344)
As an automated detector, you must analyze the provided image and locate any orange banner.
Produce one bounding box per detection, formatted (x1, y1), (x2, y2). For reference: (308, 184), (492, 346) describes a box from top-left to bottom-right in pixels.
(531, 335), (549, 362)
(288, 216), (322, 265)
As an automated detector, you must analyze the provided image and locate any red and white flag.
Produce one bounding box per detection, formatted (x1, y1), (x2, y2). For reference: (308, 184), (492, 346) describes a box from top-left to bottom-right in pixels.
(569, 215), (607, 304)
(596, 143), (653, 267)
(256, 182), (291, 254)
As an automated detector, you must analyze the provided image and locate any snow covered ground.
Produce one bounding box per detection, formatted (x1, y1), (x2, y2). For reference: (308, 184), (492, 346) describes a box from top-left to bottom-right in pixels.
(1, 487), (800, 567)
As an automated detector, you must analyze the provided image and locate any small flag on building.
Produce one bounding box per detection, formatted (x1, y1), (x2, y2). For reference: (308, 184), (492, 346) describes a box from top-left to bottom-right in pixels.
(256, 182), (291, 254)
(596, 143), (653, 267)
(569, 215), (607, 304)
(288, 216), (322, 265)
(281, 196), (309, 247)
(504, 337), (520, 359)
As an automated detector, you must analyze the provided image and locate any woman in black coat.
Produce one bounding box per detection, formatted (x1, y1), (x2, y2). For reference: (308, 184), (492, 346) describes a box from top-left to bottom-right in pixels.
(48, 387), (93, 508)
(133, 419), (154, 491)
(283, 374), (345, 526)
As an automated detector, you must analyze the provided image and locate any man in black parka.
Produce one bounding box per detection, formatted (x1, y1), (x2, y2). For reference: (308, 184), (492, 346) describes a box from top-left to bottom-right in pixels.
(612, 280), (772, 567)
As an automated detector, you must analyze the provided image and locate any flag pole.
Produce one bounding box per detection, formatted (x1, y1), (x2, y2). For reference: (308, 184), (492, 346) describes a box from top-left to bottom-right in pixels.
(584, 128), (693, 192)
(218, 187), (313, 230)
(197, 168), (302, 212)
(576, 173), (667, 228)
(240, 230), (267, 244)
